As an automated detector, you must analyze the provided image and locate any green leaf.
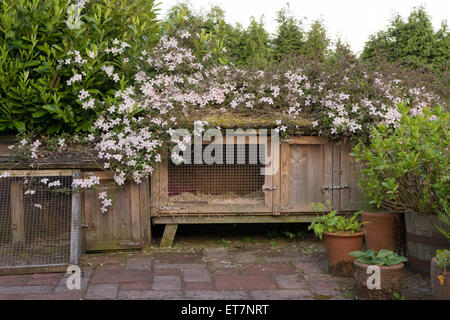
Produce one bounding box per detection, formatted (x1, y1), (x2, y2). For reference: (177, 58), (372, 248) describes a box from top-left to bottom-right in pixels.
(377, 249), (394, 258)
(31, 110), (48, 118)
(348, 251), (365, 258)
(12, 120), (26, 131)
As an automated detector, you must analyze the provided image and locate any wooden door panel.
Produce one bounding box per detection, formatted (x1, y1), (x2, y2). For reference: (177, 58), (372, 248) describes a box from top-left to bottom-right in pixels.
(280, 137), (332, 213)
(83, 171), (144, 251)
(339, 141), (367, 212)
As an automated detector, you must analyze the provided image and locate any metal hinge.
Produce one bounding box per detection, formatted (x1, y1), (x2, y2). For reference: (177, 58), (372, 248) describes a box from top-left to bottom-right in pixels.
(262, 185), (277, 191)
(81, 223), (96, 231)
(321, 185), (350, 192)
(279, 206), (290, 210)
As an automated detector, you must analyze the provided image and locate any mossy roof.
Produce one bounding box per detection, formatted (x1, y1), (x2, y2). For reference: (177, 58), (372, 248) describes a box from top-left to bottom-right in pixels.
(178, 110), (315, 129)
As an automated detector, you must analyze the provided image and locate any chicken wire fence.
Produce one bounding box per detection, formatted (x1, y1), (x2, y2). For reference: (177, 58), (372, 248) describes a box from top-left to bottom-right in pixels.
(168, 144), (266, 206)
(0, 171), (81, 272)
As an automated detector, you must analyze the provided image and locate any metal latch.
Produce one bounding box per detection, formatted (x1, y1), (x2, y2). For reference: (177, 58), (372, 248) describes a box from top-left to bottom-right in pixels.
(262, 185), (277, 191)
(321, 185), (350, 192)
(81, 223), (96, 231)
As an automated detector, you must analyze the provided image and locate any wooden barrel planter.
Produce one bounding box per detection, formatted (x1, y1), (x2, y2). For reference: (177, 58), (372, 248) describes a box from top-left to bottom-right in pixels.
(405, 211), (450, 274)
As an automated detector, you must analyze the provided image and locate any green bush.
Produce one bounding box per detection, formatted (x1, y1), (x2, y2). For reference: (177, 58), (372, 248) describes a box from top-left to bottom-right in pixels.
(0, 0), (67, 132)
(0, 0), (159, 134)
(352, 104), (450, 216)
(436, 249), (449, 269)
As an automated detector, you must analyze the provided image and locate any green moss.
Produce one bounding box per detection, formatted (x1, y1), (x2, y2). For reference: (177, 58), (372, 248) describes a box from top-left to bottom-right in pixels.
(178, 111), (314, 129)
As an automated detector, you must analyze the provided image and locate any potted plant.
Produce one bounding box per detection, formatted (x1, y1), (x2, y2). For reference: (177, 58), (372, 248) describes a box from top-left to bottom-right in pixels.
(349, 249), (407, 300)
(360, 208), (396, 252)
(431, 250), (449, 300)
(308, 201), (365, 277)
(431, 206), (450, 300)
(352, 105), (450, 273)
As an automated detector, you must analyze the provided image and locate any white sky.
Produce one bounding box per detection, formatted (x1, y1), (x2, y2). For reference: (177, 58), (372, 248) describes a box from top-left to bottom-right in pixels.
(157, 0), (450, 54)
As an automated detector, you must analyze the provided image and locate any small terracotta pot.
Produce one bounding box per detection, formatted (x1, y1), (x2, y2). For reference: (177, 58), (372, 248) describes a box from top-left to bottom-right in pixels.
(354, 260), (404, 300)
(361, 212), (395, 252)
(324, 231), (364, 277)
(430, 257), (450, 300)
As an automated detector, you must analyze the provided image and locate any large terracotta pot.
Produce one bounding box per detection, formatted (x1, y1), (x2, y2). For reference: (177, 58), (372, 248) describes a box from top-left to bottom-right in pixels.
(354, 260), (404, 300)
(361, 212), (395, 252)
(430, 257), (450, 300)
(323, 231), (364, 277)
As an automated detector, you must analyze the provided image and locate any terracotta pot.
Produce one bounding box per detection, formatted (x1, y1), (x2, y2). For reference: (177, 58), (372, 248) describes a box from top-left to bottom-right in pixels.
(354, 260), (404, 300)
(361, 212), (395, 252)
(324, 231), (364, 277)
(430, 257), (450, 300)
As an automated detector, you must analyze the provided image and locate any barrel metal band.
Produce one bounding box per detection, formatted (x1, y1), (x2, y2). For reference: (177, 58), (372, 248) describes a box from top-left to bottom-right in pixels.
(406, 255), (432, 275)
(406, 232), (450, 247)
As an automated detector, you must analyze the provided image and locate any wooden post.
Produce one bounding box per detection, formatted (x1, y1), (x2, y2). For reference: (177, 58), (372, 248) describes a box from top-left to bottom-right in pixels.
(70, 171), (82, 265)
(160, 224), (178, 247)
(139, 178), (152, 250)
(11, 180), (24, 247)
(332, 140), (341, 210)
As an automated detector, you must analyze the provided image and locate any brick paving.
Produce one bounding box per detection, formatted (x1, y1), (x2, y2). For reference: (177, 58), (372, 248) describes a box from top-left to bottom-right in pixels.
(0, 239), (433, 300)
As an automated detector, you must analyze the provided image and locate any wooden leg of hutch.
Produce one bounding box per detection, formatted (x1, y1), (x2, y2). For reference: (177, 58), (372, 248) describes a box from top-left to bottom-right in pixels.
(160, 224), (178, 247)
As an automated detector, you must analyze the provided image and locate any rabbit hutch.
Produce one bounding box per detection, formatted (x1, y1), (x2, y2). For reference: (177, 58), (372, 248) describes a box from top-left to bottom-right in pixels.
(0, 116), (366, 264)
(150, 120), (366, 247)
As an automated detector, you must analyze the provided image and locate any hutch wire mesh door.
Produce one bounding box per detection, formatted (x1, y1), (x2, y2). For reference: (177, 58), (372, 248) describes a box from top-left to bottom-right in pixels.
(153, 135), (275, 216)
(0, 170), (82, 275)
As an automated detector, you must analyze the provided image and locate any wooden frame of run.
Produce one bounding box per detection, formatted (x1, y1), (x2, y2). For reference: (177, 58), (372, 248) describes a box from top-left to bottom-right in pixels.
(0, 170), (82, 275)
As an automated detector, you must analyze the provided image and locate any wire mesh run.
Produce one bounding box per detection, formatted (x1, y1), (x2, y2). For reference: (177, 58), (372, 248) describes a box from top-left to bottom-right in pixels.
(168, 144), (266, 206)
(0, 175), (73, 268)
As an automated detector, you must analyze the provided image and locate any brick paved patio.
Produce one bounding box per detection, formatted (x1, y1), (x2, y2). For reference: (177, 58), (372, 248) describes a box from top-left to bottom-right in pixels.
(0, 238), (433, 300)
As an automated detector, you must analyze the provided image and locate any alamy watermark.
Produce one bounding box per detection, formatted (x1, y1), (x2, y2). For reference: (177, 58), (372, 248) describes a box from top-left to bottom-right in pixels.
(366, 265), (381, 290)
(66, 265), (81, 290)
(169, 125), (280, 176)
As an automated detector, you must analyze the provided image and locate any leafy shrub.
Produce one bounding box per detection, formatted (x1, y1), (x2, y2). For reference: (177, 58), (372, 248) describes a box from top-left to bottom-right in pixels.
(352, 104), (450, 215)
(0, 0), (159, 134)
(349, 249), (407, 266)
(436, 249), (449, 269)
(307, 201), (365, 239)
(0, 0), (68, 132)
